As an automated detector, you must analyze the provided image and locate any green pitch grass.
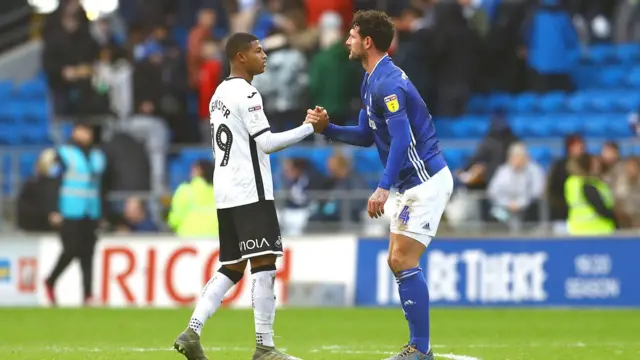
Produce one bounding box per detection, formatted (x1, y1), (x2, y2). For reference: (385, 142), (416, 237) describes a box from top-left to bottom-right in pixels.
(1, 308), (639, 360)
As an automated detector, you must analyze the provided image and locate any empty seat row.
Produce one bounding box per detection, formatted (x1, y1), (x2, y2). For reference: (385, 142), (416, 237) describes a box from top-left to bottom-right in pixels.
(466, 91), (640, 114)
(581, 43), (640, 65)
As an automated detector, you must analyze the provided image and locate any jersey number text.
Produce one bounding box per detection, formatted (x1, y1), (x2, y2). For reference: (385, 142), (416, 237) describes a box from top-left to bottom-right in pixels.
(215, 124), (233, 167)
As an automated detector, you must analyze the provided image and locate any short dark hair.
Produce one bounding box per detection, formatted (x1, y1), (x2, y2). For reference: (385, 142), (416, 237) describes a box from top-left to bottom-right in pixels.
(603, 140), (619, 152)
(225, 32), (258, 61)
(351, 10), (394, 53)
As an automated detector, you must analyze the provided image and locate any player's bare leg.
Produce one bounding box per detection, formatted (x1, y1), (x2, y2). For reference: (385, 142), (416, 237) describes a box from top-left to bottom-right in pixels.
(385, 232), (434, 360)
(249, 255), (299, 360)
(174, 261), (247, 360)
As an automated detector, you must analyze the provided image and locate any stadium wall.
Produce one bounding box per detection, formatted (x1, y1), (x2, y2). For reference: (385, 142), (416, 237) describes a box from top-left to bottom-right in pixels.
(0, 235), (639, 308)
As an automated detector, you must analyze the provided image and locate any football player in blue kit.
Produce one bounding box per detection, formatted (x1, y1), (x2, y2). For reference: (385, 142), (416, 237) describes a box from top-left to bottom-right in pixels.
(305, 10), (454, 360)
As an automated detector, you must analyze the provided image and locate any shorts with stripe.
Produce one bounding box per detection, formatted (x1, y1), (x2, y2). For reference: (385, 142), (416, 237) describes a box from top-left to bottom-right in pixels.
(217, 200), (283, 265)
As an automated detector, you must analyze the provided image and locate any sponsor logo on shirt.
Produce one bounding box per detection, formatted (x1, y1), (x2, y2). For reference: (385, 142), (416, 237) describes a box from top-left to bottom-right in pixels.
(384, 94), (400, 113)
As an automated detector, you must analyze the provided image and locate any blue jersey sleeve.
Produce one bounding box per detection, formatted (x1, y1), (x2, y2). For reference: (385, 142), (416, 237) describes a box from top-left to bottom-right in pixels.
(377, 82), (411, 190)
(323, 109), (374, 147)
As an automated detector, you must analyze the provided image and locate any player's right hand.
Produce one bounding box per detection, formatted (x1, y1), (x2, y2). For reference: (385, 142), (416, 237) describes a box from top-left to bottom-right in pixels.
(305, 107), (329, 133)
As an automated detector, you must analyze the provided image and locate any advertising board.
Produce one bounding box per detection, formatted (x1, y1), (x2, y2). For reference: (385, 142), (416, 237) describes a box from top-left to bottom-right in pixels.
(37, 235), (357, 308)
(356, 238), (640, 307)
(0, 238), (39, 306)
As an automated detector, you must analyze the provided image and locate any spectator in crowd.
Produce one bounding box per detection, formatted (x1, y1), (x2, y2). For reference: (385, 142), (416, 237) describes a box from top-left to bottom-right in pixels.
(42, 11), (102, 115)
(92, 46), (133, 120)
(547, 134), (585, 233)
(521, 0), (579, 93)
(252, 31), (308, 133)
(613, 0), (640, 43)
(487, 142), (546, 227)
(16, 149), (61, 232)
(279, 158), (325, 235)
(391, 4), (435, 101)
(312, 153), (368, 223)
(113, 197), (158, 232)
(565, 153), (617, 235)
(308, 12), (361, 127)
(188, 8), (218, 89)
(430, 0), (480, 116)
(459, 110), (519, 191)
(613, 157), (640, 228)
(568, 0), (617, 44)
(168, 160), (218, 237)
(600, 141), (624, 187)
(89, 15), (126, 59)
(484, 0), (529, 92)
(198, 38), (224, 144)
(102, 131), (151, 194)
(44, 123), (107, 306)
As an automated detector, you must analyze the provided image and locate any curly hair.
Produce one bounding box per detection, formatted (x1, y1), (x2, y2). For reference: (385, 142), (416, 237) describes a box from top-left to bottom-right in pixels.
(351, 10), (395, 53)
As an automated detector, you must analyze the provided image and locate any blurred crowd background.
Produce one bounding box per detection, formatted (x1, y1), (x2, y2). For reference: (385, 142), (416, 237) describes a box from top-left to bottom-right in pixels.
(0, 0), (639, 236)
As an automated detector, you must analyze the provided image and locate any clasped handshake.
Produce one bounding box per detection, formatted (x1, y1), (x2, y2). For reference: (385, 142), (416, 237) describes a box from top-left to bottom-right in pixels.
(304, 106), (330, 133)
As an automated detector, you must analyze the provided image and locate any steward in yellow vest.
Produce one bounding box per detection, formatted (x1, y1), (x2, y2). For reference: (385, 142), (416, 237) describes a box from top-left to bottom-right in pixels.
(168, 160), (218, 237)
(564, 154), (616, 235)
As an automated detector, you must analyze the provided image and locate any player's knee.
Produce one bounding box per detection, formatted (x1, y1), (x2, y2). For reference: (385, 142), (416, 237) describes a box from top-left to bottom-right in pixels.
(219, 261), (247, 283)
(249, 254), (277, 269)
(387, 250), (415, 273)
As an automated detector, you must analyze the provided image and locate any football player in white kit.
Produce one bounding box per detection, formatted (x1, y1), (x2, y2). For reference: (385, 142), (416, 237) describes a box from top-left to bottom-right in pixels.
(173, 33), (326, 360)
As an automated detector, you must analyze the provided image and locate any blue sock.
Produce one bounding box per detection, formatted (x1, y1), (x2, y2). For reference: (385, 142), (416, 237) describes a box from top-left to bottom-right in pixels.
(396, 267), (430, 354)
(395, 278), (414, 343)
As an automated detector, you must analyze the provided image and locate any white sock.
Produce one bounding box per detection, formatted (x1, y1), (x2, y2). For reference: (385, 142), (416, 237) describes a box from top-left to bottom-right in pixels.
(188, 272), (235, 336)
(252, 270), (276, 347)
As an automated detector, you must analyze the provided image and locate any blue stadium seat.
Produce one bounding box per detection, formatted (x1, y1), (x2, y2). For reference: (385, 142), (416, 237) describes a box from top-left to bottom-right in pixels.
(353, 148), (383, 177)
(583, 115), (609, 136)
(509, 93), (537, 113)
(0, 124), (20, 145)
(591, 92), (618, 112)
(22, 101), (49, 124)
(584, 44), (616, 64)
(604, 113), (634, 138)
(280, 146), (333, 174)
(488, 93), (512, 111)
(628, 66), (640, 89)
(15, 78), (47, 99)
(571, 65), (599, 89)
(555, 114), (583, 136)
(615, 43), (640, 64)
(434, 120), (454, 138)
(448, 117), (489, 138)
(180, 148), (212, 164)
(598, 66), (627, 88)
(616, 92), (640, 112)
(0, 104), (23, 124)
(536, 92), (566, 113)
(566, 92), (592, 113)
(19, 151), (39, 178)
(1, 154), (11, 195)
(466, 95), (490, 114)
(528, 147), (552, 168)
(168, 159), (190, 190)
(443, 148), (471, 171)
(0, 81), (13, 98)
(21, 125), (50, 144)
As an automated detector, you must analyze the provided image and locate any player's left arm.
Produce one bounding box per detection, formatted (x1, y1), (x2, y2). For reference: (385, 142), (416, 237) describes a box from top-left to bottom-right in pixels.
(368, 83), (411, 218)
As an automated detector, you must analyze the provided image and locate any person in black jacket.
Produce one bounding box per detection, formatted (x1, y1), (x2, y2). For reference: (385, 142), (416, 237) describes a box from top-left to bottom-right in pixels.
(16, 149), (61, 232)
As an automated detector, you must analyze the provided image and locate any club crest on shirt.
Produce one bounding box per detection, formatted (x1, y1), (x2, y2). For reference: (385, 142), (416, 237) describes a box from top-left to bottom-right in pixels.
(384, 94), (399, 113)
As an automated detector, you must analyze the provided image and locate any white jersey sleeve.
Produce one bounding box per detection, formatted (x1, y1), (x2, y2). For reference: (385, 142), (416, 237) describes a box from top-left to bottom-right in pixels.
(240, 92), (314, 154)
(241, 91), (271, 138)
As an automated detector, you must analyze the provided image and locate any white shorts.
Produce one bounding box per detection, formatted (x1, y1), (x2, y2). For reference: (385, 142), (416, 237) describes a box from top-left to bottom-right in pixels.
(389, 166), (454, 247)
